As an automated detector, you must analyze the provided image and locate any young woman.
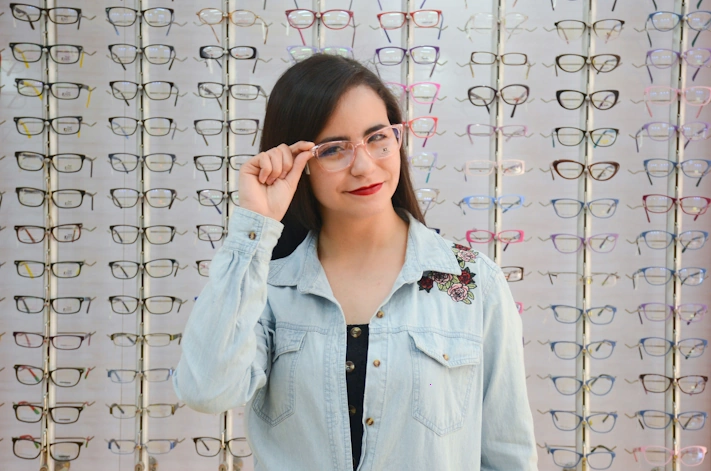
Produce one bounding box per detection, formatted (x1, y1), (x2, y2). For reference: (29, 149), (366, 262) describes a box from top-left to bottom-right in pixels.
(174, 54), (537, 470)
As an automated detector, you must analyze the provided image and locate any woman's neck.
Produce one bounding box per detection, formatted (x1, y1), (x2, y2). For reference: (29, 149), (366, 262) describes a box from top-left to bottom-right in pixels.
(316, 206), (409, 262)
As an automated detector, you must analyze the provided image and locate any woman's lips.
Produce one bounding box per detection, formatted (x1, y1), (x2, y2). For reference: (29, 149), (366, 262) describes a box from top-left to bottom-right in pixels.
(348, 182), (383, 196)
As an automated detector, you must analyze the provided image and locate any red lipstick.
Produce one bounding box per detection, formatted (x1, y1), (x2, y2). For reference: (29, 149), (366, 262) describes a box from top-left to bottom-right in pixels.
(348, 183), (383, 196)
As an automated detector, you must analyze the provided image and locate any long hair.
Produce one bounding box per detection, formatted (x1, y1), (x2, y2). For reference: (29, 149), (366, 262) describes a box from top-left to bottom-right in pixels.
(259, 54), (425, 260)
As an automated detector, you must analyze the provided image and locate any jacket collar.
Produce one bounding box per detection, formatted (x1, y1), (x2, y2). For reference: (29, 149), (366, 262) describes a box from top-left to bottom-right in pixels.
(267, 208), (463, 297)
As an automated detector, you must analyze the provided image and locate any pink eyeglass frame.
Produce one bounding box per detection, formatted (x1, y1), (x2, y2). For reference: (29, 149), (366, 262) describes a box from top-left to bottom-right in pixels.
(633, 445), (707, 466)
(284, 9), (356, 47)
(643, 85), (711, 118)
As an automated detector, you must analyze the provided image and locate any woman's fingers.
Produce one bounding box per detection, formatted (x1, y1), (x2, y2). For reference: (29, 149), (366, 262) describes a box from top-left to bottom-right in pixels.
(253, 141), (314, 185)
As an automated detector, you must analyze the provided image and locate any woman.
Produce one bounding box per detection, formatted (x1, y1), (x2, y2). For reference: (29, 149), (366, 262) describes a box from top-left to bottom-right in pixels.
(174, 54), (537, 470)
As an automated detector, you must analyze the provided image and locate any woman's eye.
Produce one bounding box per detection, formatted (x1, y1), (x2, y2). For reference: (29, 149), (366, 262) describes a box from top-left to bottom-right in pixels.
(319, 145), (345, 158)
(368, 132), (387, 143)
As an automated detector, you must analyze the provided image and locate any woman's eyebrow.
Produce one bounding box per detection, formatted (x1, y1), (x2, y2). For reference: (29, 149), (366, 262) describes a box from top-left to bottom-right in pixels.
(317, 123), (389, 144)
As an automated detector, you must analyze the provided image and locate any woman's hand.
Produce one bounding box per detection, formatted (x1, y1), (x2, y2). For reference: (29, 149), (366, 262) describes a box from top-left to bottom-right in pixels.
(238, 141), (315, 221)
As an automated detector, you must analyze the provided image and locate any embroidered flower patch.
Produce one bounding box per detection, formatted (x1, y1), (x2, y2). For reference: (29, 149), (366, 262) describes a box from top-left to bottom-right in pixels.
(417, 244), (478, 304)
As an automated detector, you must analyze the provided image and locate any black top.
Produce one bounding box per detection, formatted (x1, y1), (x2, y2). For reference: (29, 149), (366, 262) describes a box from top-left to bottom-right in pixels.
(345, 323), (369, 470)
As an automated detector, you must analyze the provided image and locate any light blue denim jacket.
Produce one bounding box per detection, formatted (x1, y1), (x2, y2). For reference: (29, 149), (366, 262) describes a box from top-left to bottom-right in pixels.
(173, 206), (538, 471)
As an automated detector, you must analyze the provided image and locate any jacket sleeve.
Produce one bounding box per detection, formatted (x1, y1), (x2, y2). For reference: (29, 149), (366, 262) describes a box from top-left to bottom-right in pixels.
(173, 206), (284, 414)
(479, 262), (538, 470)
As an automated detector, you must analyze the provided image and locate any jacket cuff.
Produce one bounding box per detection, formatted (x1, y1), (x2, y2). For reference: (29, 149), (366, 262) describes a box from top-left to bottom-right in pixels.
(222, 207), (284, 260)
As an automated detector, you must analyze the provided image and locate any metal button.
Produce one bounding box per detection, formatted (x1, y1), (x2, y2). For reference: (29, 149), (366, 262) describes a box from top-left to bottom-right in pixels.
(376, 310), (384, 318)
(349, 405), (356, 416)
(350, 327), (362, 338)
(373, 360), (380, 367)
(345, 361), (355, 373)
(442, 353), (450, 361)
(248, 231), (256, 240)
(366, 417), (374, 426)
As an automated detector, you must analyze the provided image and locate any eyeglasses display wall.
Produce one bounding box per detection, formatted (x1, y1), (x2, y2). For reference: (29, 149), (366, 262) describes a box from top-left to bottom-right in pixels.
(0, 0), (709, 470)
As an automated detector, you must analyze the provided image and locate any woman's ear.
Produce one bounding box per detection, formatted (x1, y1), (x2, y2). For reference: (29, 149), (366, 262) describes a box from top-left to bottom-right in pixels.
(305, 162), (310, 175)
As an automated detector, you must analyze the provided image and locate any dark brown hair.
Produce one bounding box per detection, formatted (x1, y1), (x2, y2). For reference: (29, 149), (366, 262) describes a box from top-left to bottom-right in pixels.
(260, 54), (425, 260)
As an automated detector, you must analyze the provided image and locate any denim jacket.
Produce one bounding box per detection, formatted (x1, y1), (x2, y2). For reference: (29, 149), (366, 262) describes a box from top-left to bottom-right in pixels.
(173, 206), (538, 471)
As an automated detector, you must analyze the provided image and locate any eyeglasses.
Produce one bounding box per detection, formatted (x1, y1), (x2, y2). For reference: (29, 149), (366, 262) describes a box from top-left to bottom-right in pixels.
(196, 190), (240, 214)
(108, 295), (186, 315)
(634, 445), (708, 466)
(645, 11), (711, 47)
(643, 86), (711, 117)
(458, 160), (526, 181)
(196, 260), (211, 277)
(107, 368), (175, 384)
(14, 365), (94, 387)
(547, 340), (617, 360)
(108, 259), (179, 279)
(415, 188), (444, 216)
(10, 4), (82, 30)
(463, 13), (531, 41)
(632, 337), (707, 359)
(107, 402), (183, 419)
(547, 304), (618, 324)
(197, 8), (268, 44)
(107, 438), (184, 455)
(196, 225), (228, 248)
(385, 82), (440, 113)
(463, 52), (531, 79)
(108, 117), (177, 138)
(553, 19), (625, 43)
(634, 230), (709, 253)
(108, 43), (176, 70)
(286, 9), (355, 47)
(640, 159), (711, 186)
(109, 153), (177, 173)
(286, 45), (354, 62)
(374, 46), (440, 78)
(14, 116), (83, 136)
(407, 152), (443, 183)
(543, 410), (618, 433)
(193, 437), (252, 458)
(402, 117), (438, 147)
(14, 296), (94, 314)
(109, 225), (178, 245)
(464, 124), (528, 143)
(14, 260), (91, 279)
(643, 48), (711, 82)
(641, 194), (711, 222)
(639, 374), (708, 395)
(553, 54), (621, 76)
(15, 187), (95, 210)
(13, 331), (95, 350)
(14, 224), (83, 244)
(9, 42), (84, 65)
(198, 45), (261, 73)
(194, 118), (260, 146)
(546, 445), (616, 470)
(467, 85), (529, 118)
(109, 81), (180, 107)
(632, 410), (707, 431)
(107, 333), (182, 348)
(197, 82), (268, 110)
(105, 7), (175, 35)
(546, 374), (616, 396)
(109, 188), (178, 209)
(630, 302), (707, 324)
(13, 401), (93, 424)
(455, 194), (525, 214)
(15, 151), (94, 176)
(465, 229), (525, 250)
(547, 233), (619, 254)
(634, 121), (710, 152)
(551, 127), (619, 147)
(15, 78), (92, 102)
(194, 154), (254, 181)
(377, 10), (443, 43)
(310, 124), (403, 173)
(631, 266), (706, 288)
(541, 271), (620, 287)
(554, 89), (620, 110)
(549, 160), (620, 181)
(13, 435), (93, 461)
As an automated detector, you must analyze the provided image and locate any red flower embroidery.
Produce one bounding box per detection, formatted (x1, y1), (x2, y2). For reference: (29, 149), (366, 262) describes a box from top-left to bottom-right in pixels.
(418, 276), (434, 292)
(417, 243), (478, 304)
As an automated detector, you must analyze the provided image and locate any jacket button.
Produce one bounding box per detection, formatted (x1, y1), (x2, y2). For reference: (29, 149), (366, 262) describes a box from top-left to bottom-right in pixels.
(376, 310), (384, 318)
(248, 231), (256, 240)
(442, 353), (450, 361)
(349, 405), (356, 415)
(373, 360), (380, 367)
(366, 417), (374, 426)
(345, 361), (355, 373)
(350, 327), (362, 338)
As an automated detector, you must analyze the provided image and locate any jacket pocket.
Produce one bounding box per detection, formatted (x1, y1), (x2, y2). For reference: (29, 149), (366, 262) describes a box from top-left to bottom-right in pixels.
(252, 327), (307, 426)
(408, 330), (482, 436)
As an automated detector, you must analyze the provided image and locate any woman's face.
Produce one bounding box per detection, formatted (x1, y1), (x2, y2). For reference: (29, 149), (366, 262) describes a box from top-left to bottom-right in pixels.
(308, 85), (401, 221)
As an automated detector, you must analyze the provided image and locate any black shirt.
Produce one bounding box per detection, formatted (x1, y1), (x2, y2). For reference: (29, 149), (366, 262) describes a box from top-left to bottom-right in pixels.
(345, 324), (369, 470)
